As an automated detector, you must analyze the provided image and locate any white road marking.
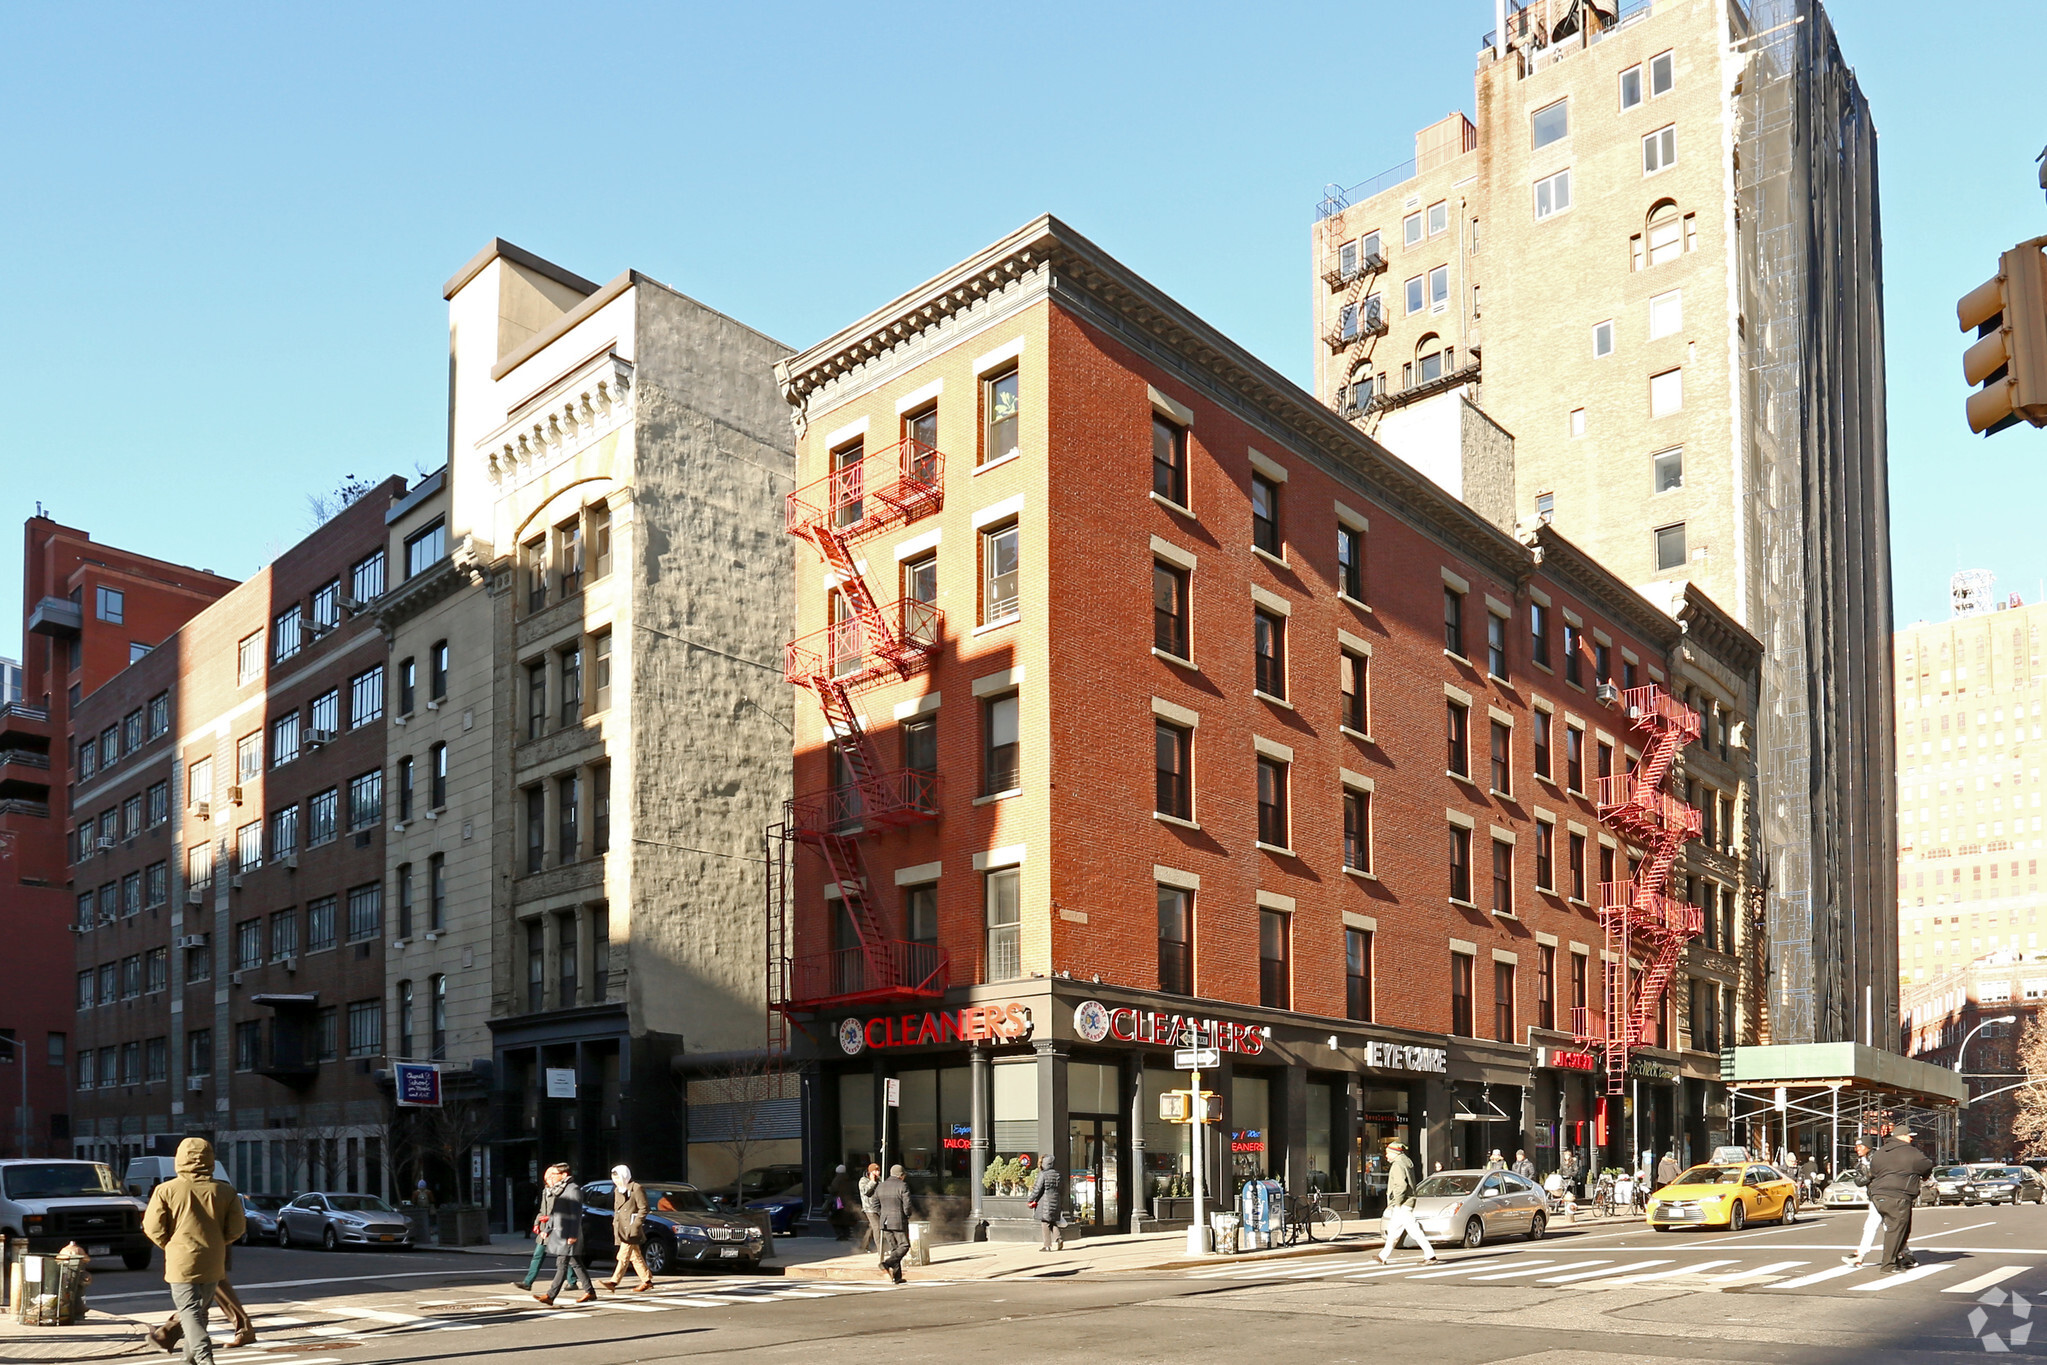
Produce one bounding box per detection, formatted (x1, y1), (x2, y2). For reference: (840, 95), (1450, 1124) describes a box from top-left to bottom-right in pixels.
(1913, 1221), (1996, 1241)
(1599, 1258), (1741, 1285)
(1468, 1259), (1611, 1281)
(1945, 1266), (2032, 1294)
(1405, 1259), (1554, 1280)
(1770, 1264), (1864, 1289)
(1674, 1224), (1807, 1250)
(1705, 1259), (1807, 1285)
(337, 1307), (427, 1324)
(1542, 1260), (1671, 1283)
(1848, 1263), (1953, 1292)
(93, 1268), (514, 1302)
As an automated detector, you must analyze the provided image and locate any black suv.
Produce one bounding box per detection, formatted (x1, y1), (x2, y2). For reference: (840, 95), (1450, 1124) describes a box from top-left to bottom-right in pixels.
(1962, 1166), (2047, 1205)
(579, 1181), (766, 1274)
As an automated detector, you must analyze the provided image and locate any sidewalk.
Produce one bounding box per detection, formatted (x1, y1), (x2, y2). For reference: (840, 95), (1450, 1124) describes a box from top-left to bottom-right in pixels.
(0, 1308), (152, 1362)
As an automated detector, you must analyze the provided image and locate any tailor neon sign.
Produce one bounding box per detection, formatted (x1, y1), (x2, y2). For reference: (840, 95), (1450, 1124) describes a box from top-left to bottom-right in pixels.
(836, 1003), (1033, 1055)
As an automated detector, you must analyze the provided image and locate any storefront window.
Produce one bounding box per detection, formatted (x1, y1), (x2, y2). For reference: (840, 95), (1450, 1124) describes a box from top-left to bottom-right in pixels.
(1140, 1065), (1189, 1202)
(1231, 1074), (1271, 1192)
(892, 1066), (972, 1192)
(987, 1061), (1039, 1197)
(1356, 1087), (1411, 1217)
(1305, 1083), (1335, 1193)
(837, 1072), (874, 1170)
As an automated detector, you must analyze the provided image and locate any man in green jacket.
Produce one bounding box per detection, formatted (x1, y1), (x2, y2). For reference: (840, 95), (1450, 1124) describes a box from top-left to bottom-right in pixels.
(142, 1138), (246, 1365)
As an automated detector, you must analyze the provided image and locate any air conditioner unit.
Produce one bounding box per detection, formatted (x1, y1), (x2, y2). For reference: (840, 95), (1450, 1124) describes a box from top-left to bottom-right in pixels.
(1595, 682), (1622, 706)
(305, 729), (335, 748)
(227, 785), (244, 805)
(340, 596), (367, 615)
(185, 1076), (204, 1092)
(229, 875), (244, 890)
(308, 621), (332, 638)
(391, 821), (406, 833)
(283, 854), (299, 870)
(174, 934), (205, 950)
(98, 913), (116, 927)
(230, 972), (243, 986)
(185, 887), (205, 906)
(422, 810), (439, 821)
(95, 837), (116, 853)
(424, 699), (441, 711)
(193, 801), (211, 821)
(283, 957), (298, 973)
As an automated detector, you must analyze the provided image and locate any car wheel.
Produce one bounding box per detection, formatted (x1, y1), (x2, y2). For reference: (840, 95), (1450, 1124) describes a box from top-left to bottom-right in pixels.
(277, 1223), (292, 1250)
(644, 1236), (672, 1275)
(322, 1225), (340, 1252)
(1781, 1196), (1798, 1225)
(1728, 1201), (1747, 1232)
(121, 1250), (151, 1271)
(1462, 1217), (1485, 1250)
(1527, 1212), (1547, 1241)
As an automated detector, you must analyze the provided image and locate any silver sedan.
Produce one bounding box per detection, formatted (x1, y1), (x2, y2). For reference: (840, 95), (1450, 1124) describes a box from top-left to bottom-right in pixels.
(276, 1192), (414, 1251)
(1410, 1169), (1551, 1249)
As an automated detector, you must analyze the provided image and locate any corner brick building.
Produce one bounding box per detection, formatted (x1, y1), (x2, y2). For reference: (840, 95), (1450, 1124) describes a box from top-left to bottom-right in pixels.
(769, 216), (1758, 1237)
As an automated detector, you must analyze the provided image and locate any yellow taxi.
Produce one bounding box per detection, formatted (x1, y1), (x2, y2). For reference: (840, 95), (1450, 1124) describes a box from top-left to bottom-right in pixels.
(1646, 1162), (1799, 1231)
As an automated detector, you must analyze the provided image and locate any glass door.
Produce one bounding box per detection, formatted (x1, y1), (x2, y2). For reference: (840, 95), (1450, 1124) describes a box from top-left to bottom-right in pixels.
(1068, 1117), (1122, 1231)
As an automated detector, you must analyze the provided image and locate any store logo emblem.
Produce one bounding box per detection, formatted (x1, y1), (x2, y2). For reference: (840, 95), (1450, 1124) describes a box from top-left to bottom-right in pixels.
(1968, 1287), (2032, 1352)
(1074, 1001), (1112, 1042)
(838, 1018), (867, 1056)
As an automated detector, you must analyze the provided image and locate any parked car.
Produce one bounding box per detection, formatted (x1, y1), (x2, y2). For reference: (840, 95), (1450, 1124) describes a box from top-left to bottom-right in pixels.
(1646, 1162), (1799, 1231)
(0, 1159), (152, 1268)
(123, 1155), (229, 1203)
(238, 1193), (291, 1244)
(1961, 1166), (2047, 1205)
(1821, 1170), (1870, 1209)
(579, 1180), (766, 1273)
(276, 1192), (414, 1251)
(1406, 1169), (1550, 1249)
(743, 1176), (808, 1235)
(1925, 1165), (1977, 1206)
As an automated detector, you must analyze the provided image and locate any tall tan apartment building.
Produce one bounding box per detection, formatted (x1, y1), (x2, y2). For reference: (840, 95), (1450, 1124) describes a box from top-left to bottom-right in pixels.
(1311, 0), (1892, 1047)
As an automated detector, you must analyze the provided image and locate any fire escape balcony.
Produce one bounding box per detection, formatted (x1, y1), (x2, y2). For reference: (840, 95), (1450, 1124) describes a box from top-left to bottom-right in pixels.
(786, 438), (944, 544)
(1593, 776), (1701, 840)
(26, 597), (81, 638)
(0, 749), (53, 805)
(784, 940), (949, 1010)
(1613, 684), (1701, 738)
(786, 602), (942, 692)
(1595, 883), (1705, 937)
(0, 704), (52, 745)
(789, 770), (941, 839)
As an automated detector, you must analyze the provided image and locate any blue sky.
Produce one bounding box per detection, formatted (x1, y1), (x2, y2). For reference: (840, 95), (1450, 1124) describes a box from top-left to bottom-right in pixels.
(1, 1), (2039, 662)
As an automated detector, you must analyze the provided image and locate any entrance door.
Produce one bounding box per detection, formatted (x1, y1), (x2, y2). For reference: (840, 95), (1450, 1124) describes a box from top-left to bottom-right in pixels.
(1068, 1116), (1122, 1232)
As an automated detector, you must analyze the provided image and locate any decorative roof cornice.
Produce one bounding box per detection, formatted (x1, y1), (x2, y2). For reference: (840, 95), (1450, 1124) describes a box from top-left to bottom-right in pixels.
(1675, 583), (1763, 676)
(1521, 525), (1682, 654)
(372, 538), (492, 636)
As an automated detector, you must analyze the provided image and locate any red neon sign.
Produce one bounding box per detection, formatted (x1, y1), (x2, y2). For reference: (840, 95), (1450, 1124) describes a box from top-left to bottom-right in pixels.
(838, 1003), (1033, 1054)
(1102, 1007), (1266, 1056)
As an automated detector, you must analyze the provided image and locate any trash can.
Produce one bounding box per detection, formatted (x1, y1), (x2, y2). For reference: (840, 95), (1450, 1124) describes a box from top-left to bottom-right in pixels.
(1209, 1212), (1240, 1255)
(402, 1206), (434, 1245)
(905, 1221), (932, 1267)
(14, 1243), (90, 1326)
(435, 1204), (490, 1247)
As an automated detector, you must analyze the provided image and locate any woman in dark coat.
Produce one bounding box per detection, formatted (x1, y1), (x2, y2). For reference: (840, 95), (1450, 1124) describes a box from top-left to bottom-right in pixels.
(1027, 1155), (1065, 1252)
(536, 1167), (596, 1305)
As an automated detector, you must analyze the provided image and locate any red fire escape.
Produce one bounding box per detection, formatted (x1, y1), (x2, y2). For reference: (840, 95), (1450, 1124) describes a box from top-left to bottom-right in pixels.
(1576, 684), (1703, 1096)
(766, 437), (948, 1051)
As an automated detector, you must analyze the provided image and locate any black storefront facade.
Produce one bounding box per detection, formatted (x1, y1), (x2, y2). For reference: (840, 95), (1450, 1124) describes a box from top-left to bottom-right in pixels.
(786, 982), (1567, 1241)
(1524, 1027), (1730, 1178)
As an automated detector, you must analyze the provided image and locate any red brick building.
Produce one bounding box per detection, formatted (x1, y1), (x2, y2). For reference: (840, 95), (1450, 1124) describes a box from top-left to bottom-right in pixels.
(1, 521), (233, 1155)
(66, 482), (405, 1193)
(770, 217), (1741, 1236)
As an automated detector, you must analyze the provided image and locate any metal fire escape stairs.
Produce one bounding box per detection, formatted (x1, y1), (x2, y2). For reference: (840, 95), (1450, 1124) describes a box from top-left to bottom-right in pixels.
(1580, 684), (1703, 1095)
(1317, 205), (1387, 425)
(766, 438), (947, 1052)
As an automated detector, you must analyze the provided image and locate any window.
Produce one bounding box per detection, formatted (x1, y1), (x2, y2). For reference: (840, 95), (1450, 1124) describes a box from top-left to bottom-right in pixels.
(351, 550), (385, 604)
(1254, 609), (1286, 698)
(185, 934), (210, 982)
(899, 556), (938, 647)
(1568, 832), (1588, 901)
(1535, 819), (1555, 890)
(1492, 839), (1515, 916)
(122, 795), (142, 839)
(1647, 206), (1683, 266)
(235, 821), (262, 873)
(560, 645), (583, 726)
(558, 773), (580, 863)
(1653, 447), (1683, 492)
(148, 692), (170, 737)
(1449, 824), (1472, 902)
(523, 920), (545, 1013)
(1158, 886), (1191, 995)
(590, 764), (609, 854)
(1534, 168), (1571, 220)
(1403, 211), (1422, 247)
(1426, 199), (1448, 237)
(1526, 606), (1550, 673)
(524, 538), (548, 612)
(145, 860), (167, 907)
(1620, 64), (1643, 108)
(1649, 289), (1682, 340)
(1257, 756), (1289, 847)
(394, 658), (416, 717)
(75, 893), (92, 932)
(1343, 788), (1371, 872)
(1155, 720), (1191, 820)
(431, 974), (447, 1059)
(1340, 650), (1368, 732)
(76, 1049), (92, 1091)
(982, 522), (1019, 624)
(98, 963), (117, 1005)
(272, 711), (300, 767)
(1486, 612), (1508, 679)
(396, 757), (413, 822)
(96, 586), (123, 623)
(405, 518), (447, 578)
(236, 919), (263, 972)
(1642, 124), (1676, 175)
(1490, 720), (1511, 793)
(1451, 953), (1474, 1036)
(348, 769), (382, 830)
(985, 869), (1021, 981)
(1563, 624), (1583, 685)
(429, 640), (448, 701)
(271, 910), (297, 963)
(901, 882), (937, 947)
(1341, 927), (1373, 1021)
(1404, 274), (1424, 316)
(269, 804), (298, 860)
(187, 843), (213, 892)
(983, 693), (1020, 794)
(830, 438), (865, 527)
(187, 1029), (212, 1077)
(1655, 523), (1688, 572)
(1336, 524), (1363, 600)
(1566, 725), (1585, 792)
(273, 605), (302, 662)
(343, 882), (381, 943)
(1494, 960), (1516, 1040)
(1447, 700), (1470, 778)
(309, 580), (340, 632)
(525, 787), (545, 873)
(1649, 50), (1673, 96)
(397, 980), (414, 1057)
(1444, 586), (1464, 656)
(556, 518), (584, 597)
(1651, 368), (1683, 417)
(1592, 320), (1614, 358)
(983, 367), (1020, 465)
(1250, 474), (1280, 555)
(308, 788), (338, 846)
(347, 999), (382, 1058)
(237, 632), (264, 686)
(78, 740), (94, 781)
(428, 853), (446, 931)
(144, 1036), (165, 1083)
(1152, 415), (1187, 506)
(309, 688), (338, 735)
(1259, 909), (1290, 1009)
(419, 740), (445, 810)
(1428, 265), (1448, 313)
(1594, 641), (1612, 685)
(1153, 561), (1189, 657)
(557, 913), (578, 1008)
(527, 661), (546, 740)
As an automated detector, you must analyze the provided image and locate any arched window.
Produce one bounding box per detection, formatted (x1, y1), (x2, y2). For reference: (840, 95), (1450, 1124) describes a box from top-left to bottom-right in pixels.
(1634, 200), (1687, 270)
(1414, 333), (1452, 386)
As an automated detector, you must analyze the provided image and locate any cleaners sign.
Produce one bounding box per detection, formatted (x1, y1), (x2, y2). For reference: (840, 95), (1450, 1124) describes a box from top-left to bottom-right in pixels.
(1072, 1001), (1267, 1056)
(837, 1003), (1034, 1055)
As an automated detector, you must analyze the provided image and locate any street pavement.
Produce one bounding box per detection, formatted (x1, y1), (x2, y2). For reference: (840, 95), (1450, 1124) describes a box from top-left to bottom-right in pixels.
(53, 1201), (2047, 1361)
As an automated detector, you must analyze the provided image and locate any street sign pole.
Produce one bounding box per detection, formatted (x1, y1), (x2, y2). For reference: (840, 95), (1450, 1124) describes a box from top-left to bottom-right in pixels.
(1183, 1024), (1210, 1254)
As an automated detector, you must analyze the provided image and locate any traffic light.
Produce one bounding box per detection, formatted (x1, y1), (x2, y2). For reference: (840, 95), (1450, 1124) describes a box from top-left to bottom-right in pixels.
(1157, 1090), (1223, 1124)
(1958, 236), (2047, 435)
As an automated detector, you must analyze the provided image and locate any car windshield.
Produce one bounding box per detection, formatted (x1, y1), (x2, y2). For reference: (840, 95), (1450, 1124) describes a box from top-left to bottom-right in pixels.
(326, 1195), (393, 1213)
(1674, 1166), (1743, 1186)
(647, 1184), (716, 1214)
(1936, 1167), (1970, 1179)
(1414, 1174), (1482, 1197)
(1832, 1171), (1867, 1185)
(5, 1163), (121, 1199)
(1992, 1168), (2026, 1179)
(244, 1194), (290, 1211)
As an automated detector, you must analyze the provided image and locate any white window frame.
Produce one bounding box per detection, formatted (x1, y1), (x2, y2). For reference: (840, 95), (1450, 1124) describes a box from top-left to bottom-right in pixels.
(1403, 211), (1423, 247)
(1642, 124), (1676, 176)
(1652, 447), (1683, 494)
(1429, 266), (1449, 313)
(1649, 50), (1674, 97)
(1531, 98), (1569, 149)
(1619, 64), (1643, 109)
(1648, 288), (1682, 339)
(1650, 367), (1684, 417)
(1534, 168), (1571, 221)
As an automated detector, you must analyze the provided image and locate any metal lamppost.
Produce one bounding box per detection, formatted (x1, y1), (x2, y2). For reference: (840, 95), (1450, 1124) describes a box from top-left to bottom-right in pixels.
(1956, 1014), (2018, 1156)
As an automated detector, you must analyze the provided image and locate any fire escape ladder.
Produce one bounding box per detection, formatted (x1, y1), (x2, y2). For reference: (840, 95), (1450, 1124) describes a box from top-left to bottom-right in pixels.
(809, 830), (895, 990)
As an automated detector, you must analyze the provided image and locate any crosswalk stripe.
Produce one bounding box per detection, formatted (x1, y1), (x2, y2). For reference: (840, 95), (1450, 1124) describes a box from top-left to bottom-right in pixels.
(1598, 1258), (1741, 1285)
(1945, 1266), (2031, 1295)
(1848, 1263), (1952, 1292)
(1342, 1262), (1453, 1279)
(1468, 1259), (1611, 1281)
(1542, 1260), (1671, 1283)
(588, 1300), (671, 1312)
(1770, 1264), (1862, 1289)
(1707, 1259), (1807, 1285)
(1407, 1258), (1557, 1280)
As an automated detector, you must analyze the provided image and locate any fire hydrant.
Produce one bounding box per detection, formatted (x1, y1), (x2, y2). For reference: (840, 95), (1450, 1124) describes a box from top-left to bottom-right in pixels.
(53, 1242), (91, 1325)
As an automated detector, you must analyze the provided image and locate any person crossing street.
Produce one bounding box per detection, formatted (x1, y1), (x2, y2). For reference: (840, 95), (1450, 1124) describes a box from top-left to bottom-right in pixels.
(1375, 1140), (1437, 1265)
(534, 1164), (597, 1305)
(140, 1138), (246, 1365)
(874, 1163), (915, 1284)
(597, 1164), (653, 1293)
(1866, 1127), (1934, 1273)
(1842, 1139), (1884, 1268)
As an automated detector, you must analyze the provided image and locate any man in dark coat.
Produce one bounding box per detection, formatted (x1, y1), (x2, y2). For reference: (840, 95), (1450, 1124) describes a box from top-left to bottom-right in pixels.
(1866, 1127), (1935, 1272)
(1028, 1155), (1065, 1251)
(535, 1166), (597, 1305)
(874, 1164), (915, 1284)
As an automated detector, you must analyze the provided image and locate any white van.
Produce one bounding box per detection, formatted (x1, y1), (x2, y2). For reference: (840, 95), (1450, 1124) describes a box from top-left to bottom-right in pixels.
(123, 1155), (230, 1202)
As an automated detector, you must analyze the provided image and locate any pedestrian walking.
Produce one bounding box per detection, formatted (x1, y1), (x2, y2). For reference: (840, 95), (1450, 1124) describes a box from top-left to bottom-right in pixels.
(1027, 1156), (1066, 1252)
(597, 1164), (653, 1293)
(874, 1164), (914, 1284)
(1510, 1149), (1536, 1181)
(1866, 1127), (1934, 1273)
(856, 1161), (883, 1255)
(140, 1137), (247, 1365)
(150, 1281), (257, 1357)
(516, 1165), (583, 1294)
(1841, 1140), (1883, 1268)
(827, 1163), (860, 1241)
(534, 1165), (596, 1305)
(1375, 1140), (1437, 1264)
(1655, 1151), (1681, 1188)
(1559, 1150), (1581, 1197)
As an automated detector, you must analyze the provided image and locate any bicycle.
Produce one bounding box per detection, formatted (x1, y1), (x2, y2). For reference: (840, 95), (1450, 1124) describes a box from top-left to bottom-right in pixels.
(1590, 1173), (1619, 1219)
(1278, 1191), (1344, 1246)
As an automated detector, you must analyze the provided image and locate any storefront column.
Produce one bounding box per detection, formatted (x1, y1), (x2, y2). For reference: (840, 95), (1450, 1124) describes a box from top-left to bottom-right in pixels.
(1033, 1039), (1069, 1177)
(1121, 1051), (1146, 1231)
(968, 1044), (989, 1239)
(1281, 1066), (1308, 1195)
(1420, 1075), (1451, 1175)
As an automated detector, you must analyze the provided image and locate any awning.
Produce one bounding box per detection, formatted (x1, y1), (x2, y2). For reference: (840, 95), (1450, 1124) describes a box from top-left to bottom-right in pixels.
(1725, 1043), (1967, 1106)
